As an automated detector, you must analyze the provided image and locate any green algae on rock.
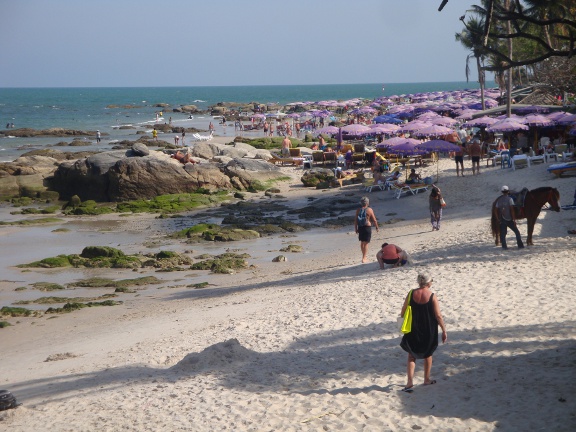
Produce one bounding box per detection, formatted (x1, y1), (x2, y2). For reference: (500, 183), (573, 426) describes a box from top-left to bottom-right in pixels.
(45, 300), (122, 314)
(190, 252), (250, 274)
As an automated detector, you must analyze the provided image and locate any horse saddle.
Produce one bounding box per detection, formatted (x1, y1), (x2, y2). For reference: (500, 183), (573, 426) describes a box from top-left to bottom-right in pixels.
(510, 188), (529, 208)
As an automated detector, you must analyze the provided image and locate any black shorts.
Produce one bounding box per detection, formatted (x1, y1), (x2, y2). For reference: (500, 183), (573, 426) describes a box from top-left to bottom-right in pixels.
(358, 226), (372, 243)
(382, 257), (400, 265)
(455, 155), (464, 163)
(472, 156), (480, 163)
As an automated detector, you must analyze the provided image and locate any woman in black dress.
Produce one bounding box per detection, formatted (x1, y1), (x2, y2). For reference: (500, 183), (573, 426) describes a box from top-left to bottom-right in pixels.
(400, 273), (447, 392)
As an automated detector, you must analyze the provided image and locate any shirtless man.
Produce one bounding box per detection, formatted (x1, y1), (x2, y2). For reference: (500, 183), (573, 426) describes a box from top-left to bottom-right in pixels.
(469, 138), (482, 175)
(281, 136), (291, 157)
(454, 143), (465, 177)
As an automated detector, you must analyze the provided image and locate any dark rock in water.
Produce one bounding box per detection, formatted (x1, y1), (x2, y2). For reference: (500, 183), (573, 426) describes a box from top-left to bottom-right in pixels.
(131, 143), (150, 157)
(0, 127), (99, 138)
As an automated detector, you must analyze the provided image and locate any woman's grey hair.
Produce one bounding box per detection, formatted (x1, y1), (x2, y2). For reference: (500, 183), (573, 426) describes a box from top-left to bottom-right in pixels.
(360, 196), (369, 206)
(417, 272), (433, 287)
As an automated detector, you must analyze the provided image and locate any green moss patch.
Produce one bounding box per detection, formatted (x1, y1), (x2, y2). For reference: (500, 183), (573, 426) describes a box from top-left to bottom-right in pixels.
(45, 300), (122, 314)
(68, 276), (161, 289)
(233, 136), (303, 150)
(15, 294), (117, 305)
(0, 217), (63, 226)
(116, 192), (231, 214)
(189, 282), (210, 289)
(63, 200), (115, 215)
(1, 306), (34, 317)
(190, 252), (250, 274)
(31, 282), (66, 291)
(174, 224), (260, 242)
(0, 321), (12, 328)
(280, 244), (303, 253)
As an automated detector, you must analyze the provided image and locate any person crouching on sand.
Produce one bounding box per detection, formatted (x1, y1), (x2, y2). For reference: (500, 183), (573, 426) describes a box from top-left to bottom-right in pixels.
(354, 196), (379, 263)
(377, 243), (410, 269)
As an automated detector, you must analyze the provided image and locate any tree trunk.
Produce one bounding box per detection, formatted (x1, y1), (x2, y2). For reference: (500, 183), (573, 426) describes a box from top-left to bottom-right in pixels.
(476, 55), (486, 110)
(506, 0), (513, 118)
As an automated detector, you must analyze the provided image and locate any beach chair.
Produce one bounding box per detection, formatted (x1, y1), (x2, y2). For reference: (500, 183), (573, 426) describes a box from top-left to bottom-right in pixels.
(555, 144), (568, 160)
(268, 153), (302, 166)
(289, 148), (302, 158)
(323, 151), (337, 166)
(528, 148), (545, 165)
(312, 151), (325, 166)
(390, 182), (429, 199)
(362, 178), (384, 192)
(511, 154), (530, 170)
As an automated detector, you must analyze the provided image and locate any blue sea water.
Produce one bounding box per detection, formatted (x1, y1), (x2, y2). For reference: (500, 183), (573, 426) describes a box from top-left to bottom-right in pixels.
(0, 82), (486, 161)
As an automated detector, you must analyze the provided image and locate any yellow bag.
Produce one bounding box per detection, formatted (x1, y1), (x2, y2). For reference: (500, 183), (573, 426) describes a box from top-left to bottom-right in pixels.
(400, 290), (413, 334)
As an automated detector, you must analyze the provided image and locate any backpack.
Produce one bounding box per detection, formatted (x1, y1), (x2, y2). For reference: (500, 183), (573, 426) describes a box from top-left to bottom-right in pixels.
(0, 390), (17, 411)
(357, 208), (367, 227)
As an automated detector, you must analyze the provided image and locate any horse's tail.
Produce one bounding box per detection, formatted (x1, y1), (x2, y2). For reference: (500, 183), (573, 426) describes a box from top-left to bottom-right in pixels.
(491, 200), (500, 245)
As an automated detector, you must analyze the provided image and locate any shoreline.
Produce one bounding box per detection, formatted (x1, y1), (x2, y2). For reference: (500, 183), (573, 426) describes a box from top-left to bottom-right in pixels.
(1, 155), (575, 430)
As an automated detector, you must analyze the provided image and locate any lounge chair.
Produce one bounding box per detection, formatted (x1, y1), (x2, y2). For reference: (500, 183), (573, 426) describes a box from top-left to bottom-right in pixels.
(528, 148), (545, 165)
(312, 151), (325, 166)
(362, 178), (384, 193)
(268, 153), (302, 166)
(390, 181), (429, 199)
(289, 148), (302, 158)
(192, 132), (213, 141)
(323, 151), (338, 166)
(511, 154), (530, 170)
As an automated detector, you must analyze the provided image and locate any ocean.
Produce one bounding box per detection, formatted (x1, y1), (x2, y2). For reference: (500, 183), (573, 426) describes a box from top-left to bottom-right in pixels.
(0, 82), (486, 162)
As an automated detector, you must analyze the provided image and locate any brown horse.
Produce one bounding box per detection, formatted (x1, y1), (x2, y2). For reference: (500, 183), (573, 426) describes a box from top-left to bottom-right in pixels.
(491, 187), (560, 246)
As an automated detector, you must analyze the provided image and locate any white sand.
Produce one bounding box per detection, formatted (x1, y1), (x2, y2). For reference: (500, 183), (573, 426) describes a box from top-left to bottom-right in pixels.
(1, 155), (575, 431)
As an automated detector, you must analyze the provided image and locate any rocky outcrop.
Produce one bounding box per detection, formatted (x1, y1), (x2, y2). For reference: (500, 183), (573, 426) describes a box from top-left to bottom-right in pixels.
(0, 128), (99, 138)
(0, 155), (60, 198)
(49, 143), (285, 201)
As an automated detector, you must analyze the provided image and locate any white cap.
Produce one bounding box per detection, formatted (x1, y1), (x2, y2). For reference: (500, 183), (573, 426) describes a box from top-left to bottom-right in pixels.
(501, 185), (509, 192)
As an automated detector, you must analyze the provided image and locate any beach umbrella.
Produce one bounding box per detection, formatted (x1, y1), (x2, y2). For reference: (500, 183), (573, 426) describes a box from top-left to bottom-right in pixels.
(486, 118), (529, 133)
(430, 117), (458, 127)
(556, 113), (576, 125)
(398, 121), (432, 133)
(251, 113), (266, 119)
(341, 124), (371, 135)
(521, 114), (556, 150)
(315, 126), (339, 136)
(416, 139), (462, 183)
(521, 114), (555, 127)
(463, 116), (498, 128)
(286, 113), (301, 119)
(412, 124), (454, 138)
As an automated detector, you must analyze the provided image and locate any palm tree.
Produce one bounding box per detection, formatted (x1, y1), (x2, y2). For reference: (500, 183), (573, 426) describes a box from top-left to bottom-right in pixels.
(455, 17), (488, 109)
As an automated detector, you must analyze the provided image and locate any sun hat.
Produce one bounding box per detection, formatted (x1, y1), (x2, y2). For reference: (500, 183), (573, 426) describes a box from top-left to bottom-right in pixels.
(501, 185), (509, 192)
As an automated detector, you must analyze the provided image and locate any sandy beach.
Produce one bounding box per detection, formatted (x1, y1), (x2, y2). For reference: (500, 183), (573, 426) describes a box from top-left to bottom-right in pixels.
(1, 148), (575, 431)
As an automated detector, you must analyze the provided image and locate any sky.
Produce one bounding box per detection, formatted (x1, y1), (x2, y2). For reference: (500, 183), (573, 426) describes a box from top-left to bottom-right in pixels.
(1, 0), (486, 88)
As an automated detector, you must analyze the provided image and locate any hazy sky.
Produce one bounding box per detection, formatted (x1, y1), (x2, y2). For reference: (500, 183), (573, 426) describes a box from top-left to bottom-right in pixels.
(1, 0), (484, 87)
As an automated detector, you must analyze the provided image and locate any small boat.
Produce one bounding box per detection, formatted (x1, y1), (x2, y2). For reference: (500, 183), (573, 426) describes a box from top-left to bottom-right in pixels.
(547, 161), (576, 177)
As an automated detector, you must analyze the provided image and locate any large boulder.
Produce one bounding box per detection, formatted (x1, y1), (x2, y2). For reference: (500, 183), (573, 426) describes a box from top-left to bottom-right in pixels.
(189, 142), (225, 160)
(224, 158), (284, 190)
(301, 168), (335, 187)
(183, 163), (233, 191)
(107, 156), (220, 201)
(0, 155), (60, 198)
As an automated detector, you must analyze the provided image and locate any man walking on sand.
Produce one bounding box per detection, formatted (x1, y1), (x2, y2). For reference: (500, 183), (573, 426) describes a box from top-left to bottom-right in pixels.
(495, 185), (524, 250)
(355, 196), (379, 263)
(454, 142), (465, 177)
(469, 138), (482, 175)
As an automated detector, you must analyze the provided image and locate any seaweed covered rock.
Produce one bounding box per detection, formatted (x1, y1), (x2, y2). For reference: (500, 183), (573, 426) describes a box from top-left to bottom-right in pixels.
(80, 246), (125, 259)
(301, 168), (335, 187)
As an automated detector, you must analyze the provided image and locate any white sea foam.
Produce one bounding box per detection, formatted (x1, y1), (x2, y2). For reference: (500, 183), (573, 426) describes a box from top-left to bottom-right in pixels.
(193, 99), (206, 102)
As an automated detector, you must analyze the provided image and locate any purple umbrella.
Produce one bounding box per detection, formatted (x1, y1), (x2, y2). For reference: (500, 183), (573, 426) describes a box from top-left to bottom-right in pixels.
(463, 116), (498, 127)
(487, 118), (529, 133)
(431, 117), (458, 127)
(315, 126), (339, 136)
(521, 114), (555, 127)
(412, 124), (454, 138)
(341, 124), (371, 135)
(388, 139), (428, 156)
(398, 121), (432, 133)
(556, 113), (576, 125)
(286, 113), (301, 119)
(417, 139), (461, 152)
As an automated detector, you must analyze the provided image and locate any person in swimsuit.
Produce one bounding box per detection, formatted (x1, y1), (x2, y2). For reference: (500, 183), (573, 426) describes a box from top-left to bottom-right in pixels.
(399, 272), (447, 392)
(469, 138), (482, 175)
(354, 196), (379, 263)
(454, 143), (465, 176)
(376, 243), (409, 269)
